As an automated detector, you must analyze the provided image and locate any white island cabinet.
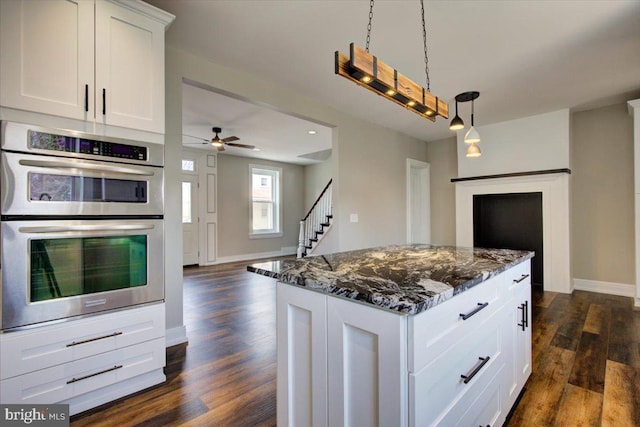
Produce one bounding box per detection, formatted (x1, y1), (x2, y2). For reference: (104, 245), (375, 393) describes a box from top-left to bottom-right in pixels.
(275, 255), (532, 427)
(0, 0), (174, 134)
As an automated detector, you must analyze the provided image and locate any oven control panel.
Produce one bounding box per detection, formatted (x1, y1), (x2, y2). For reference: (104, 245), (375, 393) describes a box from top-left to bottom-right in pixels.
(29, 130), (148, 161)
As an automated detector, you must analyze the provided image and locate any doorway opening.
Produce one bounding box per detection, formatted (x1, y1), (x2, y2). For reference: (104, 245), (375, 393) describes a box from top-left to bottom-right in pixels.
(406, 159), (430, 244)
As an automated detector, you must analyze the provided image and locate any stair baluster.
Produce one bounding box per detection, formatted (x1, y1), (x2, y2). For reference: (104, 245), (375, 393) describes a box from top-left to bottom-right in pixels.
(297, 179), (333, 258)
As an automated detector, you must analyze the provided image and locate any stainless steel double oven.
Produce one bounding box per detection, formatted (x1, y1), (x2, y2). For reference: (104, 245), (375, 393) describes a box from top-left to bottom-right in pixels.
(1, 121), (164, 331)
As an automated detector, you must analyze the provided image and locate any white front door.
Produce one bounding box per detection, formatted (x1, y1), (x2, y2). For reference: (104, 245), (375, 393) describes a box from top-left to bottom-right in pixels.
(182, 174), (199, 266)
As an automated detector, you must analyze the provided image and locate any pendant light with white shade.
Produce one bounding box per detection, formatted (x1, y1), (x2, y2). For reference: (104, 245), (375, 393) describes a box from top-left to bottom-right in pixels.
(449, 91), (482, 157)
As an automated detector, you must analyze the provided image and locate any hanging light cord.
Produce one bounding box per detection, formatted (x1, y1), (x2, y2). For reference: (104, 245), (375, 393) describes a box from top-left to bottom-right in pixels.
(365, 0), (375, 53)
(420, 0), (431, 91)
(365, 0), (431, 90)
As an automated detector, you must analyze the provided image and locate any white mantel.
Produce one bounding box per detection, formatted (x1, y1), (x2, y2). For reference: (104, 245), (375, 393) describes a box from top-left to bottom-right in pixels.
(455, 172), (571, 294)
(454, 109), (572, 294)
(629, 98), (640, 307)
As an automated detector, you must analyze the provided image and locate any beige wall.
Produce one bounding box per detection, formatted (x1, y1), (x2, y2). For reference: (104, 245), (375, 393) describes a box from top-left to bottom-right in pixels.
(217, 155), (304, 258)
(571, 103), (634, 285)
(304, 157), (332, 212)
(164, 46), (430, 335)
(426, 136), (458, 245)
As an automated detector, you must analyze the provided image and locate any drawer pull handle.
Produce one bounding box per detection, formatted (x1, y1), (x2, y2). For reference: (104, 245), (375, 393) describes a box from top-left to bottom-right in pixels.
(66, 365), (123, 384)
(461, 356), (490, 384)
(66, 331), (123, 347)
(513, 274), (530, 284)
(517, 301), (530, 331)
(459, 302), (488, 320)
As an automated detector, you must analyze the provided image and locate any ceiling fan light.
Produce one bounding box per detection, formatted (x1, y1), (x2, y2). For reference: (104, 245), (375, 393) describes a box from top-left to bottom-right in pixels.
(211, 140), (223, 147)
(449, 114), (464, 131)
(464, 126), (480, 144)
(466, 142), (481, 157)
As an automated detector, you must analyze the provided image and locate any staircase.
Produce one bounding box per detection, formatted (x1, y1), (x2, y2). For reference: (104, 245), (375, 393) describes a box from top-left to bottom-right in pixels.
(297, 179), (332, 258)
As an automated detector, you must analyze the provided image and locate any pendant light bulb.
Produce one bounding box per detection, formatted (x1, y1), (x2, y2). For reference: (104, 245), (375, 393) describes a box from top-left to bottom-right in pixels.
(466, 142), (481, 157)
(449, 100), (464, 131)
(464, 126), (480, 144)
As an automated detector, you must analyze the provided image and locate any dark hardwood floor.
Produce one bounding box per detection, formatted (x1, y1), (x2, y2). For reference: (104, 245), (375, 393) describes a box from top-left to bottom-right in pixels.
(71, 258), (640, 427)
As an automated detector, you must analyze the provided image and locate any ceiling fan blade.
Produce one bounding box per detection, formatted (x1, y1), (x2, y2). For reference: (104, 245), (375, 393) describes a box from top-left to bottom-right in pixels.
(226, 142), (255, 149)
(222, 136), (239, 143)
(184, 141), (209, 145)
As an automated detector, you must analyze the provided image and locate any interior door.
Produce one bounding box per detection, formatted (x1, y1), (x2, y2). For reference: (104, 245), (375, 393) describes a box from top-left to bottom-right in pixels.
(182, 174), (199, 266)
(407, 160), (431, 244)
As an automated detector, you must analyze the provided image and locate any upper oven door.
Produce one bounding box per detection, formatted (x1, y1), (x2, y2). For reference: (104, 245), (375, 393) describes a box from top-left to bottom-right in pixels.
(1, 151), (163, 216)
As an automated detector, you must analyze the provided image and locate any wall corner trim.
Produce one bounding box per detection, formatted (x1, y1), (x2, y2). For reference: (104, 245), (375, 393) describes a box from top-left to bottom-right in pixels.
(165, 325), (188, 347)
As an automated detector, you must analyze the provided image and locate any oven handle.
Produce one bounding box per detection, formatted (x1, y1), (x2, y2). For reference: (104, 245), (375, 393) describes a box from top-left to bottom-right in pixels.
(18, 159), (154, 177)
(19, 224), (155, 233)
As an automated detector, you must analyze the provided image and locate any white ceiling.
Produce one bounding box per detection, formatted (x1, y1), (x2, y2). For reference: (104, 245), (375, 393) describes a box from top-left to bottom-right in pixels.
(149, 0), (640, 160)
(181, 82), (333, 165)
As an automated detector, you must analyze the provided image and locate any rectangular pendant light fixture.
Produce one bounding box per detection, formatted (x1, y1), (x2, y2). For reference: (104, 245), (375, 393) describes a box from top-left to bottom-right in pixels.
(335, 43), (448, 122)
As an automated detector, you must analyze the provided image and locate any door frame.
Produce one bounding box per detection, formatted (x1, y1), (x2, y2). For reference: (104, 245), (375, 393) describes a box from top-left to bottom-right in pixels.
(182, 148), (218, 266)
(406, 159), (431, 244)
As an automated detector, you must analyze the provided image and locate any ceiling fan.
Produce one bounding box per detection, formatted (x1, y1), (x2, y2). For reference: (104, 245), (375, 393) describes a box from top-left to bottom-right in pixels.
(185, 127), (255, 151)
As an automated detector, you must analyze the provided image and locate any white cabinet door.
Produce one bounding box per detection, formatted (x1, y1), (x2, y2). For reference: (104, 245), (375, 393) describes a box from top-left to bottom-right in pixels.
(505, 260), (532, 408)
(276, 283), (328, 427)
(327, 297), (408, 427)
(95, 0), (165, 133)
(0, 0), (94, 120)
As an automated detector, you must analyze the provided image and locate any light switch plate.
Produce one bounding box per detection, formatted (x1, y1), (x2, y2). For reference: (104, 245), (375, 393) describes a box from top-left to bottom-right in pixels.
(350, 214), (358, 223)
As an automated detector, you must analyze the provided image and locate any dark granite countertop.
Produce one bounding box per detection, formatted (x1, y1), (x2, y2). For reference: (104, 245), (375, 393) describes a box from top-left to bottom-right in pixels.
(248, 244), (533, 315)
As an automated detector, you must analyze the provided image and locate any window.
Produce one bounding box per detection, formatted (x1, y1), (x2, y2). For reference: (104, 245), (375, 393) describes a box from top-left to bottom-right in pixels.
(250, 165), (282, 238)
(182, 182), (192, 223)
(182, 159), (195, 172)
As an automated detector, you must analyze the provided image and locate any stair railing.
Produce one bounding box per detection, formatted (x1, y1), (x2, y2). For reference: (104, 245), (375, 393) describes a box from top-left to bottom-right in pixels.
(298, 179), (332, 258)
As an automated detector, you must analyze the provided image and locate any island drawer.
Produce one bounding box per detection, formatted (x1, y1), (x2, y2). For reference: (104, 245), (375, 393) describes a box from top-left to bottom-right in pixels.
(506, 259), (532, 294)
(435, 364), (505, 427)
(0, 303), (165, 380)
(409, 304), (506, 426)
(0, 337), (165, 405)
(408, 274), (503, 373)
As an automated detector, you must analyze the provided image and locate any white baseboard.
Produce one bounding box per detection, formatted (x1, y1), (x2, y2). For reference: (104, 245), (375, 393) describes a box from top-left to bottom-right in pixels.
(572, 278), (635, 298)
(165, 325), (188, 347)
(208, 248), (296, 265)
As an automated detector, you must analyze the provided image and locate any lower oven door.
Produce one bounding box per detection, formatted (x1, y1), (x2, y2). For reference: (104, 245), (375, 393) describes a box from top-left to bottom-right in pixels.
(1, 219), (164, 331)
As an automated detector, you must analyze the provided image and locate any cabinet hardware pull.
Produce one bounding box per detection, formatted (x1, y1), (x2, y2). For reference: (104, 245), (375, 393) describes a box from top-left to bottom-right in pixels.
(66, 331), (123, 347)
(513, 274), (530, 284)
(524, 300), (529, 329)
(102, 88), (106, 115)
(459, 302), (488, 320)
(461, 356), (490, 384)
(84, 84), (89, 112)
(66, 365), (123, 384)
(518, 303), (526, 331)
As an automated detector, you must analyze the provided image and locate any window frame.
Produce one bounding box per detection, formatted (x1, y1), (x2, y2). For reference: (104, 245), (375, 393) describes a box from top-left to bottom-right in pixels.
(249, 164), (283, 239)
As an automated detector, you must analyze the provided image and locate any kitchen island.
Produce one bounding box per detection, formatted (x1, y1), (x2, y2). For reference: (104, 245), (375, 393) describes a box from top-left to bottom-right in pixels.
(249, 245), (533, 427)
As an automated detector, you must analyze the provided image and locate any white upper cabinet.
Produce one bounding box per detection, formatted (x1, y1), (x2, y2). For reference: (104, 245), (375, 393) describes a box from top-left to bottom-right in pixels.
(0, 0), (174, 134)
(0, 0), (94, 120)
